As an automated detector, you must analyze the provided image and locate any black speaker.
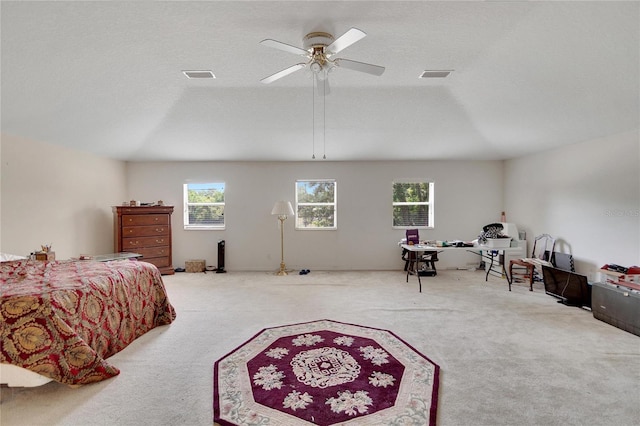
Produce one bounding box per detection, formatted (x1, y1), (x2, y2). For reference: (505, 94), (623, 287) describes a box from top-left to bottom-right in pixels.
(216, 239), (226, 273)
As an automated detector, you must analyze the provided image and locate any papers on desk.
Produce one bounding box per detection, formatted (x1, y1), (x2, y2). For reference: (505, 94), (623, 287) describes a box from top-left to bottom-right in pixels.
(399, 239), (475, 248)
(412, 245), (436, 249)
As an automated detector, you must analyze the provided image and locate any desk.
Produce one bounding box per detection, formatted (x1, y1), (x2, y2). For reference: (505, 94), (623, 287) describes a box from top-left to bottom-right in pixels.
(401, 244), (452, 292)
(401, 244), (523, 292)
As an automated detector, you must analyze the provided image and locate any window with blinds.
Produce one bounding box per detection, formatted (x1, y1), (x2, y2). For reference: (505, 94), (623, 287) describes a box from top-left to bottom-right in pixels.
(183, 182), (225, 230)
(295, 179), (337, 230)
(392, 181), (434, 228)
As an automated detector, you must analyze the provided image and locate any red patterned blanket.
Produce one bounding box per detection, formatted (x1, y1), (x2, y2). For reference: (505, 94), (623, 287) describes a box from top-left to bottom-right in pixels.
(0, 259), (176, 385)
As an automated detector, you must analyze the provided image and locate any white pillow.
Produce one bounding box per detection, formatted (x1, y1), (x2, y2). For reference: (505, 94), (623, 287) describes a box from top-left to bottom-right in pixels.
(0, 253), (27, 262)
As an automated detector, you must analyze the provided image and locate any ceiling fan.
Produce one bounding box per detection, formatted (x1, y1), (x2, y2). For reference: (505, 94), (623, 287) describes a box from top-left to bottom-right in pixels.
(259, 27), (385, 93)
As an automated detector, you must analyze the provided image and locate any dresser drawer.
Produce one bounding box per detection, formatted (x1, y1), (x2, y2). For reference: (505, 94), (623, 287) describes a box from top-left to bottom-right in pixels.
(122, 214), (169, 226)
(122, 236), (170, 249)
(122, 225), (169, 237)
(135, 246), (170, 259)
(142, 257), (170, 269)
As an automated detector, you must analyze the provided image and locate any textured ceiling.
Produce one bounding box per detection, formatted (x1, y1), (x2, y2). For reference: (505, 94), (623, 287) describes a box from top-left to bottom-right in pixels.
(1, 1), (638, 162)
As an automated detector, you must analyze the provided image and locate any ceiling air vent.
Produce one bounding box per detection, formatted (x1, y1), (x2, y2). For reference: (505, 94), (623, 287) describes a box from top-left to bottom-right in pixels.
(183, 70), (216, 79)
(419, 70), (453, 79)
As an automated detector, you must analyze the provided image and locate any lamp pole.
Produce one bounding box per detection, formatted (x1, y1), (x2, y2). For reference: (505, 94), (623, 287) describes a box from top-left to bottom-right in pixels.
(272, 201), (294, 276)
(277, 215), (287, 275)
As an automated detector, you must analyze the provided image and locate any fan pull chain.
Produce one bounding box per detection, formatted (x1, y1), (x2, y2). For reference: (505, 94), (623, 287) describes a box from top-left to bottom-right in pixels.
(312, 77), (316, 160)
(323, 78), (326, 160)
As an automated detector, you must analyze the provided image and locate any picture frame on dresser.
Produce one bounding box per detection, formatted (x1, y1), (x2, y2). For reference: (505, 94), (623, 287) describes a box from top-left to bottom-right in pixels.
(113, 205), (175, 275)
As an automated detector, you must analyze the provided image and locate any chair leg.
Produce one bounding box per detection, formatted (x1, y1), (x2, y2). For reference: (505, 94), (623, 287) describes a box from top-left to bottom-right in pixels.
(508, 263), (513, 291)
(528, 266), (534, 291)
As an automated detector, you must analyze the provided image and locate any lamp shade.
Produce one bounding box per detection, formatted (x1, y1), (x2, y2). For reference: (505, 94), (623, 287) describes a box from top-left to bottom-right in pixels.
(271, 201), (294, 216)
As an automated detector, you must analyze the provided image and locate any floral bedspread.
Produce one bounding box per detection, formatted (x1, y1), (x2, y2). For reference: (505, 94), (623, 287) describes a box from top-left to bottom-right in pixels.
(0, 259), (176, 385)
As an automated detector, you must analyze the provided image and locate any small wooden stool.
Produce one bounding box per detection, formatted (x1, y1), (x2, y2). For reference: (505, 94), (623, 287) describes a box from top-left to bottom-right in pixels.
(509, 259), (535, 291)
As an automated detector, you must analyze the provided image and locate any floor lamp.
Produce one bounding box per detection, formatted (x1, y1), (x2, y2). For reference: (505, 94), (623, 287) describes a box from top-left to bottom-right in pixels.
(271, 201), (295, 276)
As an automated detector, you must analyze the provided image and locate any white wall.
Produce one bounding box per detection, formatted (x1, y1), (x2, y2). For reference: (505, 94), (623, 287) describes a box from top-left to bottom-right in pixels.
(504, 130), (640, 277)
(0, 134), (127, 259)
(126, 160), (505, 271)
(4, 131), (636, 275)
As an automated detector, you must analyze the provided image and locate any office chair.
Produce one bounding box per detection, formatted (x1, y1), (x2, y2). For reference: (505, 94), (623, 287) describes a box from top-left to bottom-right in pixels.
(509, 234), (556, 291)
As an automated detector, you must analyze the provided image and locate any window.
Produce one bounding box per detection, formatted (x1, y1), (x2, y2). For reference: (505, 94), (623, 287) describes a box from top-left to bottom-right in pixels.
(183, 182), (225, 229)
(295, 179), (337, 230)
(392, 181), (434, 228)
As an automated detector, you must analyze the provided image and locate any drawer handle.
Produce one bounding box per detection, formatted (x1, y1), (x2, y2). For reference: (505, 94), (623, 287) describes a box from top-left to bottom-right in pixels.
(129, 241), (139, 246)
(155, 228), (164, 232)
(155, 217), (159, 221)
(156, 239), (164, 243)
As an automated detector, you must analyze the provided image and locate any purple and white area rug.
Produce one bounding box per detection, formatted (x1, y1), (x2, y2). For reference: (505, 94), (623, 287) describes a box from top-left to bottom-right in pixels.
(213, 319), (440, 425)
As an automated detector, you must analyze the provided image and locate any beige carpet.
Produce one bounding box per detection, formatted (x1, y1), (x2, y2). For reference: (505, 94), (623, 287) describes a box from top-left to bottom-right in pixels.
(1, 270), (639, 425)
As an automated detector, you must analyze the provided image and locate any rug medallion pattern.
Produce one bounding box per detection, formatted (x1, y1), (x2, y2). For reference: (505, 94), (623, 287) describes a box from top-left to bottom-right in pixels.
(214, 319), (439, 425)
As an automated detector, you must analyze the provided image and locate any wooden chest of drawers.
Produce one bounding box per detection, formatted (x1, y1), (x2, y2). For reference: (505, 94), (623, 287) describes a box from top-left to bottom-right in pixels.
(113, 206), (174, 275)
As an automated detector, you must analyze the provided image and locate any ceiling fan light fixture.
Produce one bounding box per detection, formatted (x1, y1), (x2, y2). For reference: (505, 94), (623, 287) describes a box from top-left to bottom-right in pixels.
(182, 70), (216, 79)
(309, 61), (322, 73)
(419, 70), (453, 79)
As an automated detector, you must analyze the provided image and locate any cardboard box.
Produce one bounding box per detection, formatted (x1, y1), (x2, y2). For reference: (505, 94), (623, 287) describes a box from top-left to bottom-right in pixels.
(35, 251), (55, 261)
(185, 259), (205, 273)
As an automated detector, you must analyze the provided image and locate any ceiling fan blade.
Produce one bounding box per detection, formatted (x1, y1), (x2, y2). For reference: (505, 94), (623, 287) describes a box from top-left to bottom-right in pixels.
(326, 28), (366, 55)
(335, 58), (385, 76)
(260, 63), (306, 84)
(260, 39), (308, 56)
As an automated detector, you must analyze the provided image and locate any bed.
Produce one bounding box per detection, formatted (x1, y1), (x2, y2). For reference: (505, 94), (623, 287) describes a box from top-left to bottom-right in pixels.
(0, 258), (176, 386)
